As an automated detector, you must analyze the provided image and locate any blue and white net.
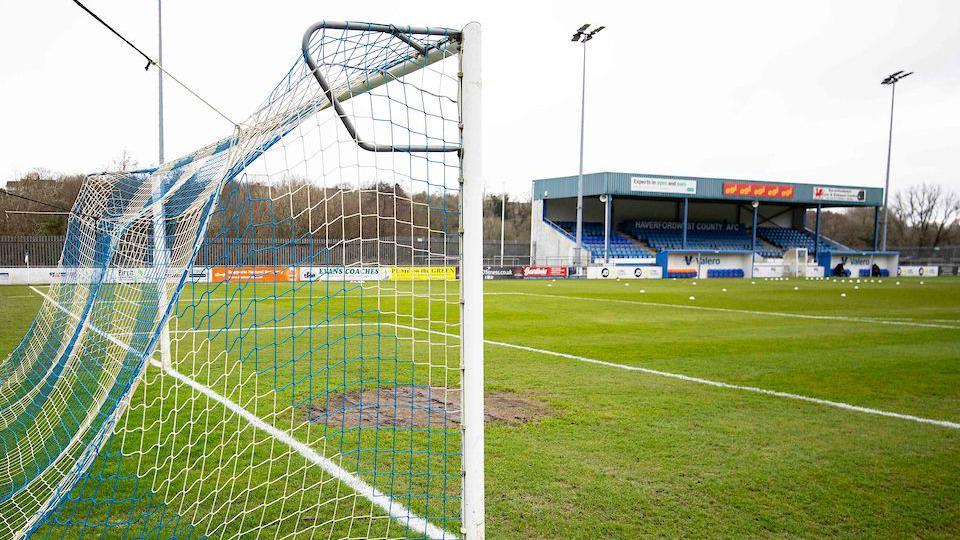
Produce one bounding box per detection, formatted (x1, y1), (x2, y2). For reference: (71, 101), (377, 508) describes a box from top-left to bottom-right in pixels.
(1, 22), (464, 539)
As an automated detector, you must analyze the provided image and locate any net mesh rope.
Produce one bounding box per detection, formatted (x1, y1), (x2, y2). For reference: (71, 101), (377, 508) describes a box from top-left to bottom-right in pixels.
(0, 23), (463, 539)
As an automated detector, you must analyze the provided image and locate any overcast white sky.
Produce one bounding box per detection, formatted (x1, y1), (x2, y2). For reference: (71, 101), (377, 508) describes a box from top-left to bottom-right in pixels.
(1, 0), (958, 198)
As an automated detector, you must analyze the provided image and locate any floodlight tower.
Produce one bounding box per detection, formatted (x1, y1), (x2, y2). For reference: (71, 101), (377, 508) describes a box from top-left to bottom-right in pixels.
(571, 23), (605, 265)
(879, 70), (912, 251)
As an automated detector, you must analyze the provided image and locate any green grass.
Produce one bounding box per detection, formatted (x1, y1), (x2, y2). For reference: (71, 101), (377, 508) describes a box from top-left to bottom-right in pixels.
(1, 277), (958, 538)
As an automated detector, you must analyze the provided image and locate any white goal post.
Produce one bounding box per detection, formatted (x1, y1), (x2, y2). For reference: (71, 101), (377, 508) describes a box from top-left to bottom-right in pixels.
(783, 247), (808, 278)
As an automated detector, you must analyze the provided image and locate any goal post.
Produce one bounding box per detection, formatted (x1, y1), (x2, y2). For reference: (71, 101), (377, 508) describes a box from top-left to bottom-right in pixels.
(784, 247), (808, 278)
(1, 20), (483, 540)
(460, 21), (485, 540)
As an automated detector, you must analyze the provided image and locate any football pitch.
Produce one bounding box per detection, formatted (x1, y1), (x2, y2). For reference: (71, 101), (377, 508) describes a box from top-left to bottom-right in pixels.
(1, 277), (958, 538)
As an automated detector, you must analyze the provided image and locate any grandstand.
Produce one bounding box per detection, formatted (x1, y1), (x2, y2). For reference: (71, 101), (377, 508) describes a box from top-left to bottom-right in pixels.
(530, 172), (898, 277)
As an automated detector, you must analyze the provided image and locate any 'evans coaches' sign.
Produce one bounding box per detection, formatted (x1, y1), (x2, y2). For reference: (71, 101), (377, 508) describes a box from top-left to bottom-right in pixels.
(299, 267), (390, 282)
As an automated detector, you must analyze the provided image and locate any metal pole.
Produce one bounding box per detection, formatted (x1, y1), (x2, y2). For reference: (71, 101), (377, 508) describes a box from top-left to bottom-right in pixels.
(872, 206), (880, 251)
(575, 40), (586, 265)
(154, 0), (172, 372)
(604, 195), (610, 263)
(814, 204), (822, 260)
(158, 0), (164, 164)
(881, 82), (896, 251)
(682, 198), (689, 250)
(460, 21), (485, 540)
(500, 190), (506, 266)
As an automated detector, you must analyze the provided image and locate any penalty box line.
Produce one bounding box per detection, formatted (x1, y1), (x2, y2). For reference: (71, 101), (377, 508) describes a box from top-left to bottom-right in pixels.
(487, 292), (960, 330)
(27, 286), (457, 540)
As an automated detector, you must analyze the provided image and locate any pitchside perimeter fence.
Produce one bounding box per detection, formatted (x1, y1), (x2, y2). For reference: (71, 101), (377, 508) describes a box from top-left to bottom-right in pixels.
(3, 235), (958, 272)
(0, 235), (533, 267)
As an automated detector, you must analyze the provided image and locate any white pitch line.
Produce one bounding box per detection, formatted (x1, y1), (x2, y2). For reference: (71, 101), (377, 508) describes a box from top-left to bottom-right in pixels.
(488, 292), (960, 330)
(382, 321), (960, 430)
(27, 287), (456, 540)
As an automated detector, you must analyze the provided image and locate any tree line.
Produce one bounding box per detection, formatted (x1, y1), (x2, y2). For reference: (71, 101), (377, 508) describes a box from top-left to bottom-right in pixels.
(0, 171), (531, 244)
(2, 170), (955, 249)
(815, 183), (960, 248)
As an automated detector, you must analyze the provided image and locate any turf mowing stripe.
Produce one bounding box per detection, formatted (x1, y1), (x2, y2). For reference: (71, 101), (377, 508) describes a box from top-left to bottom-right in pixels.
(27, 286), (458, 540)
(379, 321), (960, 431)
(489, 292), (960, 330)
(124, 319), (960, 430)
(481, 338), (960, 430)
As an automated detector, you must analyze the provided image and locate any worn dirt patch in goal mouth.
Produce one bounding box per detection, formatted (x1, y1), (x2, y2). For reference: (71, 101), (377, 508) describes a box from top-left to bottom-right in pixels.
(303, 387), (548, 428)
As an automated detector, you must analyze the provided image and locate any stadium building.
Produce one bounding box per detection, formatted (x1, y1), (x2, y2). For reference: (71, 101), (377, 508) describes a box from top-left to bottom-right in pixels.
(530, 172), (898, 279)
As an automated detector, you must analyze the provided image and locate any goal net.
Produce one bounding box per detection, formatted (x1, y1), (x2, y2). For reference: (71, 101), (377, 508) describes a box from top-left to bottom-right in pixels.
(783, 247), (808, 278)
(0, 21), (482, 540)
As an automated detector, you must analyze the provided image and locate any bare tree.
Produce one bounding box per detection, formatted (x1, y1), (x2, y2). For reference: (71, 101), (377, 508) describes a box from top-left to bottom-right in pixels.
(892, 183), (960, 248)
(109, 150), (139, 172)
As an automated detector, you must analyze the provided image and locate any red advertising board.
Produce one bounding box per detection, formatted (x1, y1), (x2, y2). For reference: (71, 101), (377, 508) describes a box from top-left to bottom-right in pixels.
(521, 266), (568, 278)
(723, 181), (794, 200)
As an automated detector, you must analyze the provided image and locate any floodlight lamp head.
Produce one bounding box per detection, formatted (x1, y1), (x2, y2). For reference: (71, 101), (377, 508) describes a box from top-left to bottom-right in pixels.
(881, 70), (913, 85)
(599, 194), (608, 203)
(572, 24), (591, 42)
(751, 200), (759, 209)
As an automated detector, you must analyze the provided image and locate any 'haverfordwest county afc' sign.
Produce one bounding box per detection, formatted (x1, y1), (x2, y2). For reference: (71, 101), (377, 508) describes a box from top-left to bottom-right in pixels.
(723, 182), (794, 200)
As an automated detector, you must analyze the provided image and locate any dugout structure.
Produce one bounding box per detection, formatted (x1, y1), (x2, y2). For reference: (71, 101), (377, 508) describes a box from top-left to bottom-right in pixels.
(530, 172), (898, 278)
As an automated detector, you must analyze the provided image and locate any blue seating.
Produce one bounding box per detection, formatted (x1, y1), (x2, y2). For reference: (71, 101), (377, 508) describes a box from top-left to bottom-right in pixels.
(550, 220), (848, 262)
(622, 222), (778, 257)
(666, 270), (697, 278)
(757, 226), (846, 253)
(707, 268), (744, 278)
(859, 268), (891, 277)
(551, 221), (652, 259)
